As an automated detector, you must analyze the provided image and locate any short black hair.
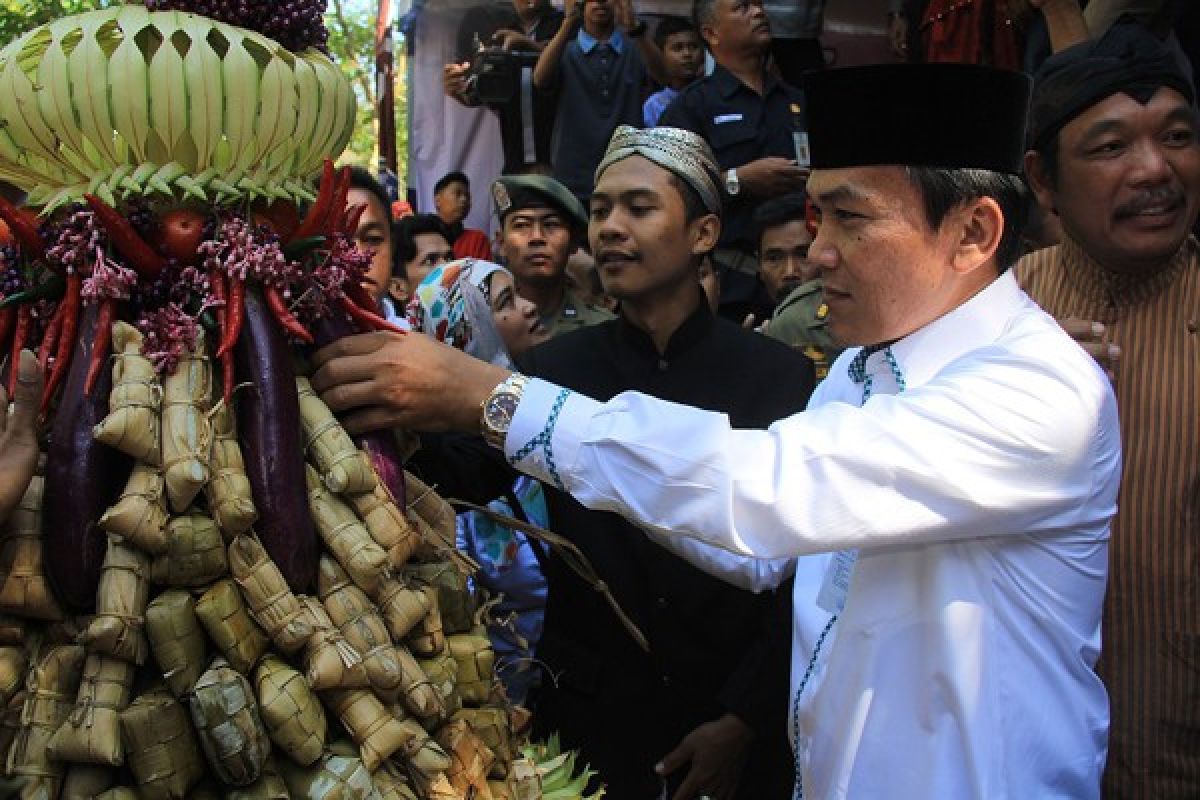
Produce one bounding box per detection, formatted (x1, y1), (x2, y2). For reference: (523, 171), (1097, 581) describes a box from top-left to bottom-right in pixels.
(394, 213), (451, 279)
(753, 192), (808, 250)
(346, 165), (392, 227)
(667, 173), (709, 224)
(434, 171), (469, 194)
(905, 167), (1031, 270)
(692, 0), (718, 30)
(655, 15), (697, 48)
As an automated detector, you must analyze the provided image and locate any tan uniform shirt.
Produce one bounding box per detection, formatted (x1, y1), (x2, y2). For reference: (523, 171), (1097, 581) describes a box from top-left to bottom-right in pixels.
(543, 286), (614, 338)
(1017, 235), (1200, 799)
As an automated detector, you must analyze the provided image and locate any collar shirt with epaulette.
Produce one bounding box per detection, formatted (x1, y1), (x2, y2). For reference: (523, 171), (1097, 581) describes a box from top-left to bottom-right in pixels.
(543, 285), (614, 338)
(767, 279), (841, 378)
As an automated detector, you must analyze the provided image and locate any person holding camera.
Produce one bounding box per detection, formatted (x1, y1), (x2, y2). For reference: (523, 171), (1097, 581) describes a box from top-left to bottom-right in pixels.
(443, 0), (564, 174)
(533, 0), (669, 207)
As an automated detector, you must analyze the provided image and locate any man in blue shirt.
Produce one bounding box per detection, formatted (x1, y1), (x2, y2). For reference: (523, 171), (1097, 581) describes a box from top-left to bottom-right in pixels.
(533, 0), (668, 206)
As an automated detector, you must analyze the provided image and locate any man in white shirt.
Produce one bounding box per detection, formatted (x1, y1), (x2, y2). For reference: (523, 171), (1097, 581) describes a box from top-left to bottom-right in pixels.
(312, 64), (1121, 799)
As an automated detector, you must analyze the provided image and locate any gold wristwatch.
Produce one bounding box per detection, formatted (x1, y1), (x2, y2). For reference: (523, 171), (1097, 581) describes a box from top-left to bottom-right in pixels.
(480, 373), (530, 449)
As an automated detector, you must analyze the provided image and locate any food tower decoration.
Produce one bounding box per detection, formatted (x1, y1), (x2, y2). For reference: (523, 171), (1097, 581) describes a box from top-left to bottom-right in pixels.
(0, 2), (601, 797)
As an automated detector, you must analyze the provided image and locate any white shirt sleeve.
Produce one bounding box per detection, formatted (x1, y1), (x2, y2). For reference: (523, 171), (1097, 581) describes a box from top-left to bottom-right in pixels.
(505, 342), (1119, 560)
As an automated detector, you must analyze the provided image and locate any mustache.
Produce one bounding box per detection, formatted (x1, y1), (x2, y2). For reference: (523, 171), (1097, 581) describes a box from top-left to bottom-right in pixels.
(1114, 186), (1185, 218)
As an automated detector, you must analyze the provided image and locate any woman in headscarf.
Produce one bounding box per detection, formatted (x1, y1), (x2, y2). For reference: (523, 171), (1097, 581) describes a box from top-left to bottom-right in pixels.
(407, 258), (551, 704)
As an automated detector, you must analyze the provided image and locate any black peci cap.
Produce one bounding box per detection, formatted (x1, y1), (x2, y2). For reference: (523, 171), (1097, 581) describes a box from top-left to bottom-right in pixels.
(803, 64), (1032, 174)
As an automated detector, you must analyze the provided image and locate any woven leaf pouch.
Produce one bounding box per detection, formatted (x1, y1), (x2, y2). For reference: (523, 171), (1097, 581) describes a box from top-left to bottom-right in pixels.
(189, 657), (270, 786)
(195, 579), (270, 674)
(0, 689), (24, 768)
(93, 321), (162, 465)
(324, 688), (416, 772)
(397, 716), (452, 781)
(278, 741), (378, 800)
(150, 512), (228, 586)
(295, 595), (369, 691)
(373, 574), (431, 642)
(436, 717), (496, 799)
(120, 687), (205, 800)
(373, 761), (421, 800)
(404, 561), (475, 635)
(318, 555), (403, 693)
(0, 648), (26, 708)
(80, 536), (151, 664)
(95, 789), (141, 800)
(403, 471), (458, 551)
(98, 464), (169, 554)
(225, 757), (291, 800)
(297, 375), (377, 494)
(145, 589), (208, 699)
(0, 615), (25, 646)
(418, 651), (462, 720)
(406, 584), (446, 658)
(161, 336), (213, 513)
(206, 403), (258, 539)
(307, 465), (389, 595)
(452, 707), (515, 778)
(229, 533), (313, 655)
(254, 655), (326, 766)
(0, 475), (65, 620)
(447, 632), (496, 707)
(7, 644), (86, 797)
(348, 477), (420, 570)
(62, 764), (116, 800)
(46, 653), (136, 765)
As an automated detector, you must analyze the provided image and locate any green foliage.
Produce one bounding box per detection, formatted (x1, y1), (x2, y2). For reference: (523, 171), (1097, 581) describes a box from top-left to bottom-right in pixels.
(0, 0), (114, 46)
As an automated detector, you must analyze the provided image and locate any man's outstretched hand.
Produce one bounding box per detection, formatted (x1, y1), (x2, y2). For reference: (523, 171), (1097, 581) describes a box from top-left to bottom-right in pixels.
(0, 350), (43, 526)
(310, 332), (511, 436)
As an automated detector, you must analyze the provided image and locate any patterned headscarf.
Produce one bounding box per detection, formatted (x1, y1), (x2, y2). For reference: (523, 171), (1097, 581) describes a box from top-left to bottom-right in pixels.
(595, 125), (722, 213)
(406, 258), (514, 368)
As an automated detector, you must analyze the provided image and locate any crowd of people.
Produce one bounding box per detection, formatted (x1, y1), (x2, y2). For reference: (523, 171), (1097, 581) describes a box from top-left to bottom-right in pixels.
(2, 0), (1197, 798)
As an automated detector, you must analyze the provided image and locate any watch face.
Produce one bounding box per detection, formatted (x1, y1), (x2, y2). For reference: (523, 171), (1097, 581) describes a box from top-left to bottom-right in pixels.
(486, 392), (520, 429)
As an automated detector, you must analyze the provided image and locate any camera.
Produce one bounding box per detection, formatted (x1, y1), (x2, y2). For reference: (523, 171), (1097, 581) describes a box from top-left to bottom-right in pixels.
(463, 47), (541, 106)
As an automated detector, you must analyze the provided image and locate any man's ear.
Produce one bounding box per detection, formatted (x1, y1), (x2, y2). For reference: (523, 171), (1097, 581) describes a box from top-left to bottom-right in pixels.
(949, 196), (1004, 276)
(690, 212), (721, 256)
(1024, 150), (1056, 215)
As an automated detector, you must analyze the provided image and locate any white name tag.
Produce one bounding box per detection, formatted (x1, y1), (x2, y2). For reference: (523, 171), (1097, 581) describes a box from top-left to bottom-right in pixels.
(816, 549), (858, 614)
(713, 113), (743, 124)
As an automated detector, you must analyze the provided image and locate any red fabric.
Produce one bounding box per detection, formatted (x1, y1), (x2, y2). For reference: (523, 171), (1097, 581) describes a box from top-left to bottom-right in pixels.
(920, 0), (1021, 71)
(453, 229), (493, 260)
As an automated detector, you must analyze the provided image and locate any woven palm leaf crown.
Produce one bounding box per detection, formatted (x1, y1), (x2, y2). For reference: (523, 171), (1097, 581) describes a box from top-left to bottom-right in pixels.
(0, 4), (356, 212)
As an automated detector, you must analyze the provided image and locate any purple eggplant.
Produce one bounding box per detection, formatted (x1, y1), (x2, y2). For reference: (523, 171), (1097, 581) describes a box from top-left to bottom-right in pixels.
(311, 313), (407, 507)
(235, 288), (318, 592)
(44, 304), (133, 611)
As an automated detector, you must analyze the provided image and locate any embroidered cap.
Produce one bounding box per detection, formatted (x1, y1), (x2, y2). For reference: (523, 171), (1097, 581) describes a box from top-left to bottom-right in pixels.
(596, 125), (723, 213)
(803, 64), (1032, 174)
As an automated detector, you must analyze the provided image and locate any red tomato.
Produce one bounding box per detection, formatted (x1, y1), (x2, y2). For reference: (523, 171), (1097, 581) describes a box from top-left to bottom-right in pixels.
(251, 199), (300, 242)
(156, 208), (208, 265)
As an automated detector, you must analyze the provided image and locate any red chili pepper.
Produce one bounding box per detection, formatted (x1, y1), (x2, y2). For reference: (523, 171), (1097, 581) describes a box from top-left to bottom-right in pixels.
(8, 305), (31, 397)
(84, 194), (167, 280)
(216, 276), (245, 359)
(343, 278), (380, 313)
(84, 298), (117, 396)
(209, 269), (234, 405)
(324, 166), (352, 238)
(0, 196), (45, 259)
(41, 274), (81, 413)
(338, 295), (407, 336)
(340, 202), (367, 239)
(38, 302), (65, 374)
(0, 307), (15, 361)
(263, 285), (314, 344)
(291, 159), (336, 243)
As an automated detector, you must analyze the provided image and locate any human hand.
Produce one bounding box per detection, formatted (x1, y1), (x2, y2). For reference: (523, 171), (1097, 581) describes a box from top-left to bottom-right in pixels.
(310, 332), (510, 435)
(443, 62), (471, 98)
(613, 0), (636, 31)
(492, 29), (538, 50)
(888, 14), (908, 58)
(564, 0), (580, 24)
(736, 157), (809, 197)
(1059, 318), (1119, 382)
(656, 713), (753, 800)
(0, 351), (43, 527)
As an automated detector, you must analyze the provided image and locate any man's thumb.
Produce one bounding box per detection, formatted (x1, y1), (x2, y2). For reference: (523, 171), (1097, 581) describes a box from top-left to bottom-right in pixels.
(656, 739), (693, 777)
